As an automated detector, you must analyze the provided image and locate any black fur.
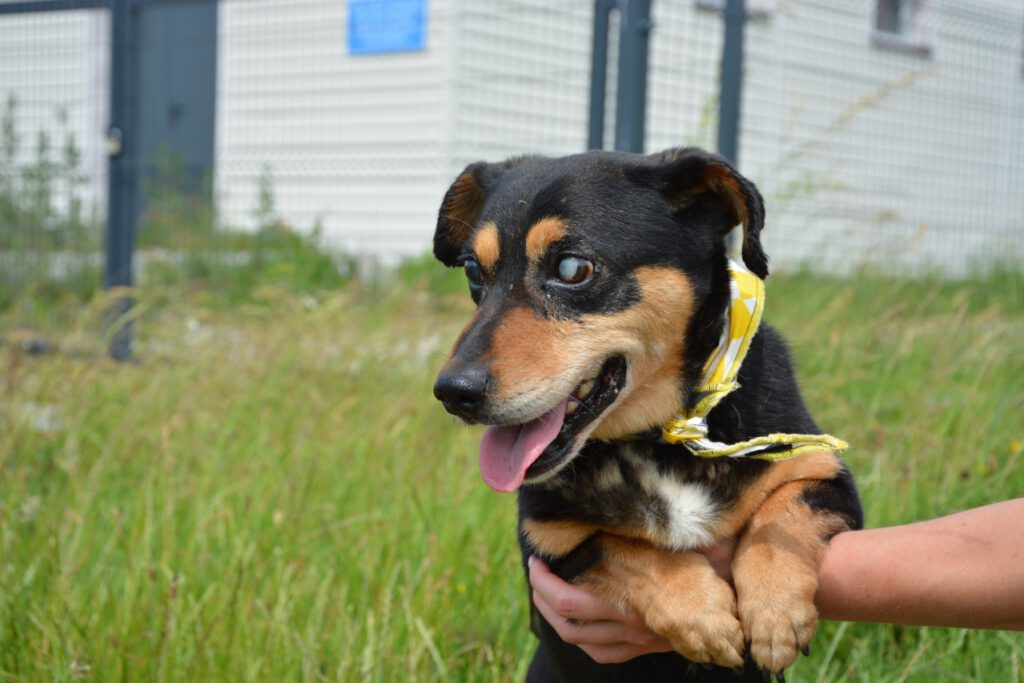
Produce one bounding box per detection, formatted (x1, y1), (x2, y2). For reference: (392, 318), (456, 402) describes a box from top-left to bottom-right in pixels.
(433, 148), (862, 683)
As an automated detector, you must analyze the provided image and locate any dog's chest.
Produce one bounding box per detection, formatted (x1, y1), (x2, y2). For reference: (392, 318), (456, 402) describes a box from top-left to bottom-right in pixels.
(531, 443), (740, 551)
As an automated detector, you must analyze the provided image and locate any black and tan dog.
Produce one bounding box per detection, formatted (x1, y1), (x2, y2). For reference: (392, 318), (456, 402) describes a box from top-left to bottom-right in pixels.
(432, 147), (862, 682)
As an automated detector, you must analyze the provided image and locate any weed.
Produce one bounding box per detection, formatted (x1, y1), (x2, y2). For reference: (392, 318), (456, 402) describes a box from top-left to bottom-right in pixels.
(0, 267), (1021, 681)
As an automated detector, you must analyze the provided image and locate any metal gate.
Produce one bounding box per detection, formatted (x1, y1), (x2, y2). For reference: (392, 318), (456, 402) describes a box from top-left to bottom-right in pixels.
(0, 0), (216, 359)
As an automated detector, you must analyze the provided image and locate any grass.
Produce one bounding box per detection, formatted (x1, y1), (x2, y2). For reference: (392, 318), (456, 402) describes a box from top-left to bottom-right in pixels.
(1, 263), (1022, 682)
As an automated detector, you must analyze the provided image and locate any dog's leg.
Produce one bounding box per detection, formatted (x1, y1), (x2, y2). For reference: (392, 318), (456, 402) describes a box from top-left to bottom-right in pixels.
(731, 478), (849, 675)
(577, 535), (746, 669)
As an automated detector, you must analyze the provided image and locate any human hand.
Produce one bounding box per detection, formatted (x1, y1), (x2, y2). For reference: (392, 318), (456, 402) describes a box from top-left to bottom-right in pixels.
(527, 538), (738, 665)
(528, 555), (673, 663)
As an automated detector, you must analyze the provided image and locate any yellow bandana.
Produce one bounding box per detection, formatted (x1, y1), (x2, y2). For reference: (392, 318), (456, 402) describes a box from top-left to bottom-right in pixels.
(661, 260), (848, 461)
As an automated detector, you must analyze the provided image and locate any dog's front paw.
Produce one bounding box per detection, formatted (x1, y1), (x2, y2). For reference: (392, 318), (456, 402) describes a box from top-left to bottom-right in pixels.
(738, 596), (817, 675)
(645, 575), (745, 668)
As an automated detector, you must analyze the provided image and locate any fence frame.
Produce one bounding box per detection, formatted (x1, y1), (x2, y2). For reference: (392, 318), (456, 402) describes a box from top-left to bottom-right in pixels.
(0, 0), (203, 359)
(588, 0), (653, 153)
(588, 0), (749, 162)
(4, 0), (758, 357)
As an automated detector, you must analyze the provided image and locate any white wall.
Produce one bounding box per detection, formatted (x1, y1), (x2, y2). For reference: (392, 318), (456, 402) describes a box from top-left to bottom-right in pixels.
(447, 0), (593, 166)
(0, 8), (109, 223)
(739, 0), (1024, 275)
(1, 0), (1020, 275)
(216, 0), (455, 264)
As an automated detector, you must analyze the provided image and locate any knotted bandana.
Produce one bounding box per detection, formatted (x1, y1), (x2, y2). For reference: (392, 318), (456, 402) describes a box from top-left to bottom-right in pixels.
(661, 260), (848, 461)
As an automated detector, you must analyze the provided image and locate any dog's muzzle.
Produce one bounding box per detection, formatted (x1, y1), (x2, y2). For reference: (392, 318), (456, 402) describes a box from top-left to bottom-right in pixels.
(434, 362), (490, 421)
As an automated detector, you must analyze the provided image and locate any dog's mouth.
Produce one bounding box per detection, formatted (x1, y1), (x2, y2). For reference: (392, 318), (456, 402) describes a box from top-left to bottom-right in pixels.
(478, 355), (627, 492)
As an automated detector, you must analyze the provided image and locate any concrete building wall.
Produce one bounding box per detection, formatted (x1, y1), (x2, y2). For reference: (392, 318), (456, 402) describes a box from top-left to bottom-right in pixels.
(739, 0), (1024, 274)
(1, 0), (1020, 274)
(215, 0), (455, 261)
(0, 8), (109, 222)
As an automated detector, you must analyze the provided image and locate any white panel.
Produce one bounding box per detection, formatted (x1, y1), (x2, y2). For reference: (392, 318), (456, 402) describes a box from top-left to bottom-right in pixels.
(0, 9), (109, 223)
(738, 0), (1024, 275)
(215, 0), (452, 264)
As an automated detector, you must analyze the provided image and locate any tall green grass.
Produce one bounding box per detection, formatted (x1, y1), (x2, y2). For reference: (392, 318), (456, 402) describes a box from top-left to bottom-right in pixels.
(1, 266), (1022, 682)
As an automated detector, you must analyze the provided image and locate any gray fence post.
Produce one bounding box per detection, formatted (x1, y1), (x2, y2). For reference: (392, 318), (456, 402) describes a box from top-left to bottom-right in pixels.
(104, 0), (135, 361)
(718, 0), (746, 258)
(0, 0), (135, 358)
(717, 0), (746, 165)
(588, 0), (616, 150)
(614, 0), (652, 153)
(588, 0), (652, 153)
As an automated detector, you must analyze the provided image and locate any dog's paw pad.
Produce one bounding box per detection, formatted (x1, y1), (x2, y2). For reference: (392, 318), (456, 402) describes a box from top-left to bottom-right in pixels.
(659, 610), (745, 669)
(741, 603), (816, 674)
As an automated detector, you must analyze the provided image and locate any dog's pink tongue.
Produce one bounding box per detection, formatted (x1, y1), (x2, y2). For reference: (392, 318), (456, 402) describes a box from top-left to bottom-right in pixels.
(479, 399), (568, 493)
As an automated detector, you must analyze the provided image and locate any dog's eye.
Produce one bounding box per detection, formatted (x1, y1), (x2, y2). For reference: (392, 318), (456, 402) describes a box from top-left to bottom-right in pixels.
(463, 257), (484, 286)
(555, 256), (594, 285)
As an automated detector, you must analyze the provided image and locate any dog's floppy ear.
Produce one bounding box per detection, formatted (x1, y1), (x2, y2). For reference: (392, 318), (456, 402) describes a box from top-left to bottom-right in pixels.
(434, 157), (528, 267)
(435, 163), (489, 266)
(649, 147), (768, 278)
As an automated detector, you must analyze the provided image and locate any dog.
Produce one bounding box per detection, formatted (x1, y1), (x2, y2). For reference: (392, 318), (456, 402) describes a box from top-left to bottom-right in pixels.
(432, 147), (862, 682)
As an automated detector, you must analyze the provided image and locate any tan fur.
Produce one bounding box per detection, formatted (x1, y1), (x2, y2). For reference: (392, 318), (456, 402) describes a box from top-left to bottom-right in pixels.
(483, 266), (694, 435)
(709, 451), (841, 539)
(704, 165), (749, 231)
(522, 519), (597, 557)
(486, 305), (568, 397)
(531, 468), (846, 673)
(587, 268), (693, 439)
(524, 452), (842, 556)
(472, 222), (501, 272)
(440, 169), (487, 249)
(660, 150), (749, 237)
(578, 535), (744, 667)
(732, 480), (847, 673)
(525, 217), (568, 263)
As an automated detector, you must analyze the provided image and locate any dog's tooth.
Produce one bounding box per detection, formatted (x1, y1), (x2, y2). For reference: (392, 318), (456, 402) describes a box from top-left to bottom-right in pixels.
(566, 400), (579, 415)
(575, 380), (595, 399)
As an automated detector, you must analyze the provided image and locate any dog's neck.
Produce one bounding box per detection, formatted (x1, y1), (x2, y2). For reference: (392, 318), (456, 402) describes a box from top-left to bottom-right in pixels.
(664, 260), (847, 461)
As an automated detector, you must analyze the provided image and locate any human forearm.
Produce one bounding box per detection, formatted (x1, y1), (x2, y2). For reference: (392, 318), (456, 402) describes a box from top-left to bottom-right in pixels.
(816, 499), (1024, 630)
(530, 499), (1024, 664)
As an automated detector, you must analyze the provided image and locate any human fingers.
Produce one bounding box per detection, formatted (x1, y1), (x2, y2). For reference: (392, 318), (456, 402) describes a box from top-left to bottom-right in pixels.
(531, 588), (667, 648)
(528, 556), (642, 623)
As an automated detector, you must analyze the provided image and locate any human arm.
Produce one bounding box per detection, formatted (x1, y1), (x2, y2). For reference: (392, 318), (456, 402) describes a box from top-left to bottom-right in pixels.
(815, 498), (1024, 630)
(529, 499), (1024, 663)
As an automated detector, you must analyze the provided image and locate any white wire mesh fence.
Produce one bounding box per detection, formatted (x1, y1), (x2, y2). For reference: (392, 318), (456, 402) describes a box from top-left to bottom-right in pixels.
(0, 0), (1021, 290)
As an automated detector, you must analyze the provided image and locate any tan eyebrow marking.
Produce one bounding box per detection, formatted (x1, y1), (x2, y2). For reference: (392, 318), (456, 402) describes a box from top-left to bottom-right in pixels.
(525, 217), (568, 263)
(472, 222), (500, 271)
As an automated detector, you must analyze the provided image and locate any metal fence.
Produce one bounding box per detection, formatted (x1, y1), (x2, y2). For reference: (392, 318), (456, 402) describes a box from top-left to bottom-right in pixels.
(1, 0), (1022, 334)
(0, 3), (108, 302)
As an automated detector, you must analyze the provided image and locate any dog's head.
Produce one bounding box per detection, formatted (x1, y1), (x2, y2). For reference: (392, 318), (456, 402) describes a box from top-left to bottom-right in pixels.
(432, 147), (766, 491)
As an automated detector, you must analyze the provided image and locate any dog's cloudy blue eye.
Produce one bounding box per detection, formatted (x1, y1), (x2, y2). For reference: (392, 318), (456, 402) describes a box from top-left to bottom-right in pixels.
(464, 258), (483, 285)
(555, 256), (594, 285)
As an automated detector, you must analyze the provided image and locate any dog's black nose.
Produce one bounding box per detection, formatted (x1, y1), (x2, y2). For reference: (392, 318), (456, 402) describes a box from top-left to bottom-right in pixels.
(434, 363), (490, 420)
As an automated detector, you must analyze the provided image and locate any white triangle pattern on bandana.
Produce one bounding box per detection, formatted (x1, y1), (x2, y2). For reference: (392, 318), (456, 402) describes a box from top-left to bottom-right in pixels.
(662, 259), (848, 461)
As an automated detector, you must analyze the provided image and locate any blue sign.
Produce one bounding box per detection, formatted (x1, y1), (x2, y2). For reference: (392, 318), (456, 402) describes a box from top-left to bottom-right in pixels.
(348, 0), (428, 55)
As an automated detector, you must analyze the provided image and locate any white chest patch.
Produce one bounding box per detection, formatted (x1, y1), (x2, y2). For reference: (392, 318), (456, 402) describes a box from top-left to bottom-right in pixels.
(652, 477), (717, 550)
(620, 448), (718, 550)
